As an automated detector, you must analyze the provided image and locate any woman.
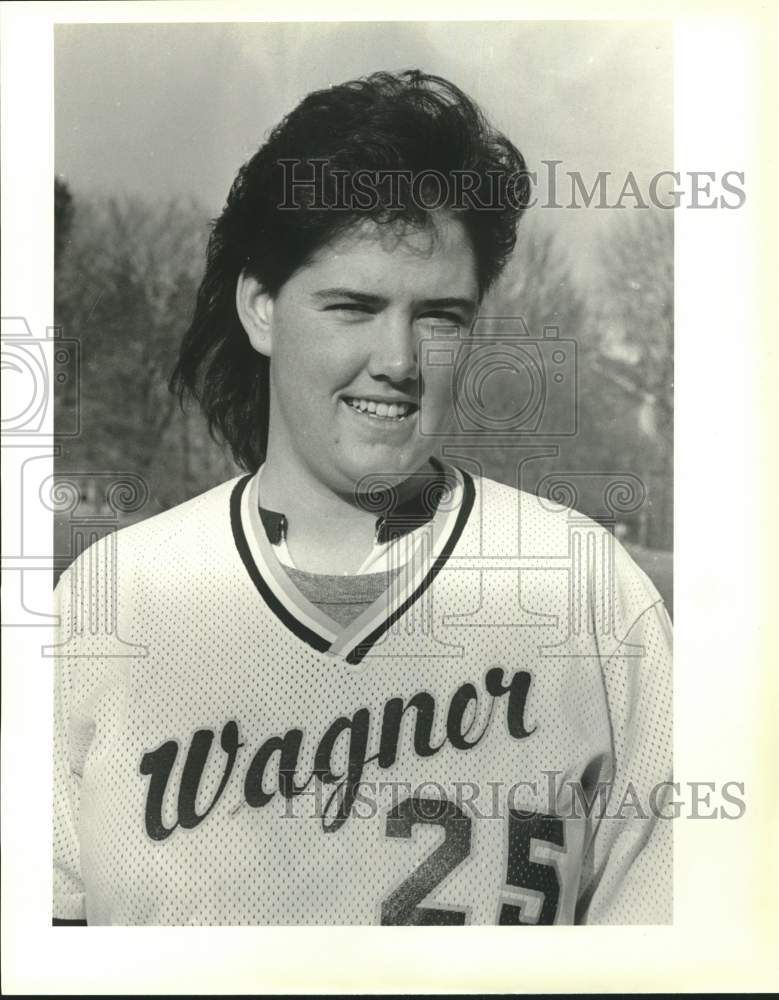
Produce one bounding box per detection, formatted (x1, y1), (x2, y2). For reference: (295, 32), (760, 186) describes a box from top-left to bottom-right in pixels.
(53, 69), (672, 925)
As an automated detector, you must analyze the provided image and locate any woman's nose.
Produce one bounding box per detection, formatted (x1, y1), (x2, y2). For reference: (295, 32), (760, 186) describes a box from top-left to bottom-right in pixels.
(366, 316), (418, 383)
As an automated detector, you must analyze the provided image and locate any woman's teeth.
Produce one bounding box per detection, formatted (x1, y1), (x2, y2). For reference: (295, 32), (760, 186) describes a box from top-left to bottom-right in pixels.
(344, 398), (414, 420)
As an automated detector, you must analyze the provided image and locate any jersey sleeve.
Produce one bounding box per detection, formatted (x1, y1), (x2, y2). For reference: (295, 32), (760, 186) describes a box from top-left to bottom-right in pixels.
(52, 567), (87, 921)
(576, 542), (674, 924)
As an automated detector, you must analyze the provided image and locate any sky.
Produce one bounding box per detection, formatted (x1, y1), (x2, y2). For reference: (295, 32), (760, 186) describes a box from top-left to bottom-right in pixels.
(54, 20), (673, 278)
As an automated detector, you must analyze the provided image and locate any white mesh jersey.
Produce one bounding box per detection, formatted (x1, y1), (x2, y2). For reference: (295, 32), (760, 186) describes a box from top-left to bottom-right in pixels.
(53, 465), (673, 926)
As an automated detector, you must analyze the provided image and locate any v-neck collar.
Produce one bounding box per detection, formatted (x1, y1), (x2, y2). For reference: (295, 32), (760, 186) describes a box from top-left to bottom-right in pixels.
(229, 464), (475, 664)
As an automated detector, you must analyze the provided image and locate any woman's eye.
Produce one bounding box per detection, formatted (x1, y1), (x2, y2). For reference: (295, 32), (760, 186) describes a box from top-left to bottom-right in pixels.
(326, 303), (372, 314)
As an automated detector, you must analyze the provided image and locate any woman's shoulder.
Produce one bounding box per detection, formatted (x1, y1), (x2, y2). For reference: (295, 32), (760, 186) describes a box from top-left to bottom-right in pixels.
(56, 474), (248, 594)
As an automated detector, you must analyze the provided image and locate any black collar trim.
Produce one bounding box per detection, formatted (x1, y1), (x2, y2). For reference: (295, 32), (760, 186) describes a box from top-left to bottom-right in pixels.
(230, 465), (475, 663)
(231, 477), (331, 653)
(259, 507), (288, 545)
(345, 470), (474, 664)
(258, 466), (447, 547)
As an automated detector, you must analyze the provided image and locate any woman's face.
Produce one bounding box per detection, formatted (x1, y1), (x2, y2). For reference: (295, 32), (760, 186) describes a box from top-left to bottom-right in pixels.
(250, 214), (479, 497)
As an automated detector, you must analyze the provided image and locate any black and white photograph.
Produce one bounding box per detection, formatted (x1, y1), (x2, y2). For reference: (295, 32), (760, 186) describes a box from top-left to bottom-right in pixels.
(51, 19), (674, 928)
(1, 2), (776, 994)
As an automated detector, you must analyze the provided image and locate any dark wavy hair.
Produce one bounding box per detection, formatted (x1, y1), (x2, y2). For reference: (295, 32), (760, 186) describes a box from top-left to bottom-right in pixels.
(170, 69), (530, 470)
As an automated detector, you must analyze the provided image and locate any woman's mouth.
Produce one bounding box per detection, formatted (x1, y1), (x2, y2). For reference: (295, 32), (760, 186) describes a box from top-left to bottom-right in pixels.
(342, 396), (418, 421)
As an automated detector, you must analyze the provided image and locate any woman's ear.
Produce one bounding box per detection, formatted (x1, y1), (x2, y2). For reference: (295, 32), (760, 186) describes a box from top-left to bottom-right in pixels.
(236, 270), (274, 357)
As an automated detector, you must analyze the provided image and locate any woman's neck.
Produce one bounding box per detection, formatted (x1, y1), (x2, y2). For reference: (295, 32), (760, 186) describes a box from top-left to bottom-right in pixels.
(258, 458), (438, 574)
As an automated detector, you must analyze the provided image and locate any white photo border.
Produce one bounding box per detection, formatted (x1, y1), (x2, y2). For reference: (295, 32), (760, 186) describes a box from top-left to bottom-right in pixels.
(1, 0), (777, 993)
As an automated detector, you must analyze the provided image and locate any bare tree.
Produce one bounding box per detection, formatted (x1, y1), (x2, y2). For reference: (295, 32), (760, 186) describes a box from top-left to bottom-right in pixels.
(54, 191), (240, 516)
(591, 209), (673, 548)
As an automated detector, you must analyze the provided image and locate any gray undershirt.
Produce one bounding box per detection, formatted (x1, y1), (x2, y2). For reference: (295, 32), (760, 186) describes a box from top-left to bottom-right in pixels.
(281, 564), (401, 627)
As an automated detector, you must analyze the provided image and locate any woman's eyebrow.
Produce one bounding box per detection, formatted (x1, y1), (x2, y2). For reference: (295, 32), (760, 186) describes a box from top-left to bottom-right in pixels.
(312, 288), (477, 313)
(312, 287), (386, 306)
(418, 297), (478, 313)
